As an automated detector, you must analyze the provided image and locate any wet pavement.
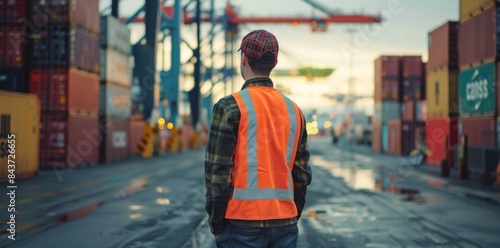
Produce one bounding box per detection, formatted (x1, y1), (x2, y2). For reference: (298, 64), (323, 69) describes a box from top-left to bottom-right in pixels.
(1, 137), (500, 247)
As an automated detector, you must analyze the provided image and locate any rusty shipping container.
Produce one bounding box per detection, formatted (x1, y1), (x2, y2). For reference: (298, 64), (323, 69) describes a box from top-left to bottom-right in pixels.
(30, 25), (100, 73)
(373, 101), (401, 124)
(101, 15), (132, 55)
(0, 91), (40, 182)
(0, 68), (26, 93)
(402, 101), (415, 121)
(3, 26), (25, 68)
(3, 0), (26, 24)
(30, 0), (100, 34)
(375, 56), (400, 78)
(372, 123), (382, 153)
(460, 116), (496, 147)
(99, 118), (131, 162)
(402, 56), (423, 78)
(460, 0), (496, 22)
(374, 78), (400, 102)
(374, 56), (400, 102)
(426, 117), (459, 166)
(426, 68), (459, 118)
(29, 68), (99, 113)
(387, 120), (401, 155)
(100, 83), (132, 118)
(39, 113), (99, 168)
(401, 77), (425, 102)
(459, 6), (498, 68)
(129, 119), (145, 153)
(428, 21), (459, 71)
(100, 48), (132, 86)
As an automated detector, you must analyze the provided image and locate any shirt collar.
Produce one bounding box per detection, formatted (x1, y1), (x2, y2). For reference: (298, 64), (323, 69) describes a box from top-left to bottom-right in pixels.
(241, 77), (274, 90)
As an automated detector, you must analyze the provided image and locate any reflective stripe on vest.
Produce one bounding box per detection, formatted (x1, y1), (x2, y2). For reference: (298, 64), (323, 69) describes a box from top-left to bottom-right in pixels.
(231, 89), (299, 201)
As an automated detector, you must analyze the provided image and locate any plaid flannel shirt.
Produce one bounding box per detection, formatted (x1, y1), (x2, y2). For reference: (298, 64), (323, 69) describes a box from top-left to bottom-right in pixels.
(204, 77), (312, 235)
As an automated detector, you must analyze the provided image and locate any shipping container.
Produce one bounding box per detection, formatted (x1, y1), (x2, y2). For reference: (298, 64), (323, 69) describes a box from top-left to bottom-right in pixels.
(375, 56), (400, 78)
(30, 0), (100, 34)
(374, 78), (400, 102)
(401, 77), (425, 102)
(426, 117), (459, 166)
(428, 21), (459, 71)
(100, 83), (132, 118)
(129, 119), (145, 153)
(382, 123), (388, 153)
(372, 124), (382, 153)
(459, 62), (496, 116)
(460, 0), (496, 22)
(402, 56), (423, 78)
(39, 113), (99, 168)
(30, 25), (100, 73)
(373, 101), (401, 124)
(420, 100), (427, 121)
(29, 68), (99, 112)
(426, 68), (459, 118)
(402, 101), (415, 121)
(4, 26), (25, 68)
(0, 90), (40, 181)
(459, 6), (498, 68)
(100, 48), (132, 86)
(99, 117), (131, 162)
(0, 68), (26, 93)
(460, 116), (496, 147)
(0, 0), (4, 23)
(101, 15), (132, 55)
(387, 119), (401, 155)
(0, 28), (4, 67)
(4, 0), (26, 24)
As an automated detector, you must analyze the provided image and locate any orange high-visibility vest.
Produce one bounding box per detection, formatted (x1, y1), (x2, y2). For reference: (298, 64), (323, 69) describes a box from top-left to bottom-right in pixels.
(225, 86), (303, 220)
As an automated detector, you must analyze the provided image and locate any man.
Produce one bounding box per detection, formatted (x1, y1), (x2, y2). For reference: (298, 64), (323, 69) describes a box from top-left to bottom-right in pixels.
(205, 29), (312, 248)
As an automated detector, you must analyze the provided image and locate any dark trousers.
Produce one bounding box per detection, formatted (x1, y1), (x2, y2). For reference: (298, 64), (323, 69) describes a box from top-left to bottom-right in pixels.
(216, 222), (298, 248)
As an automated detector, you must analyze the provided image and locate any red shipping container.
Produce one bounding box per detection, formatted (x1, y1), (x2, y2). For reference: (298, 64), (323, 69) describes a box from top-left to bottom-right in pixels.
(100, 118), (131, 162)
(375, 56), (400, 78)
(428, 21), (459, 71)
(129, 120), (145, 153)
(0, 28), (5, 67)
(387, 120), (402, 155)
(460, 116), (496, 147)
(426, 117), (459, 166)
(4, 0), (26, 24)
(401, 56), (423, 78)
(372, 123), (382, 153)
(374, 78), (400, 102)
(30, 0), (100, 34)
(0, 0), (4, 23)
(29, 68), (99, 113)
(402, 101), (415, 121)
(4, 26), (25, 68)
(459, 7), (497, 67)
(39, 113), (99, 168)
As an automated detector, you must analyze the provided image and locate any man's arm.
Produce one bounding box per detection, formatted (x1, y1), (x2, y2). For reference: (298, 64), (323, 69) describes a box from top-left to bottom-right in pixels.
(292, 113), (312, 219)
(205, 99), (236, 235)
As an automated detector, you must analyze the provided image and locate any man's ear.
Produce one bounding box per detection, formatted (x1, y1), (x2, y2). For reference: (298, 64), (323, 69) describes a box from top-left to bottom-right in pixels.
(241, 54), (247, 66)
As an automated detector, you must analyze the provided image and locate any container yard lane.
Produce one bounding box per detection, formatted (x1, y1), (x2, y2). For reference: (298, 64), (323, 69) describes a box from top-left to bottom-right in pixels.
(0, 137), (498, 248)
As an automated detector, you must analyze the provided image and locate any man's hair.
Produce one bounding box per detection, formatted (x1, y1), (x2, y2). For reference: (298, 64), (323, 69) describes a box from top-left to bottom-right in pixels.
(247, 52), (276, 76)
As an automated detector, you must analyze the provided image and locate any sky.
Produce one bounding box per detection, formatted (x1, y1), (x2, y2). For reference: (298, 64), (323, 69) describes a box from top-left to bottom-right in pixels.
(101, 0), (459, 114)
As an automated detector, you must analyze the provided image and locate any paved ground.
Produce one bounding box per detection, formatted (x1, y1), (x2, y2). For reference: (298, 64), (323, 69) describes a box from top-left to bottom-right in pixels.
(1, 136), (499, 247)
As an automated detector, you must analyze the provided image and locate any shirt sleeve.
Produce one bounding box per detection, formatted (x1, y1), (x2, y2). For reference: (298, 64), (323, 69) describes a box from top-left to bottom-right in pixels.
(204, 99), (236, 235)
(292, 112), (312, 219)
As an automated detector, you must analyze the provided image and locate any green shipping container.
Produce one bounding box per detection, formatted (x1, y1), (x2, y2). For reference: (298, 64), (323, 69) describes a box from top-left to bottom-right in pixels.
(459, 62), (496, 116)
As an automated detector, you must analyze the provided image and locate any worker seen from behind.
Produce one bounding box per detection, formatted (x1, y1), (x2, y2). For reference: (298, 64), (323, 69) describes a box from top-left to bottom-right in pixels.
(205, 29), (312, 247)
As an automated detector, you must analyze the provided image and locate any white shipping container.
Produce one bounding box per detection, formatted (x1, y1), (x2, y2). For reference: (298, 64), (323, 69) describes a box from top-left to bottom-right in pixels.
(101, 15), (132, 55)
(100, 48), (132, 86)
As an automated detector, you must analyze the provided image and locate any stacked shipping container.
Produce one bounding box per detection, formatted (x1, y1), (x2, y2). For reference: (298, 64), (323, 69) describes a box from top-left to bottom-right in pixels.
(458, 1), (497, 149)
(27, 0), (101, 168)
(426, 21), (460, 165)
(373, 56), (401, 153)
(99, 15), (132, 162)
(373, 55), (425, 155)
(0, 0), (27, 93)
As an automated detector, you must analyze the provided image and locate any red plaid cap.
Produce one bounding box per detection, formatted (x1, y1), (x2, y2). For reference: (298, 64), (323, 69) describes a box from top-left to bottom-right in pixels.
(239, 30), (279, 65)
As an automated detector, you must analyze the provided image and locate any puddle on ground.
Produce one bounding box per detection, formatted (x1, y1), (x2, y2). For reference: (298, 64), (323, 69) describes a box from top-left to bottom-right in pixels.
(311, 156), (425, 203)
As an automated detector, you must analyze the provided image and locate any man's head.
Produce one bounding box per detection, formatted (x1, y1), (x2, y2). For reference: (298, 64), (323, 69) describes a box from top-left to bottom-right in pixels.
(239, 30), (279, 79)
